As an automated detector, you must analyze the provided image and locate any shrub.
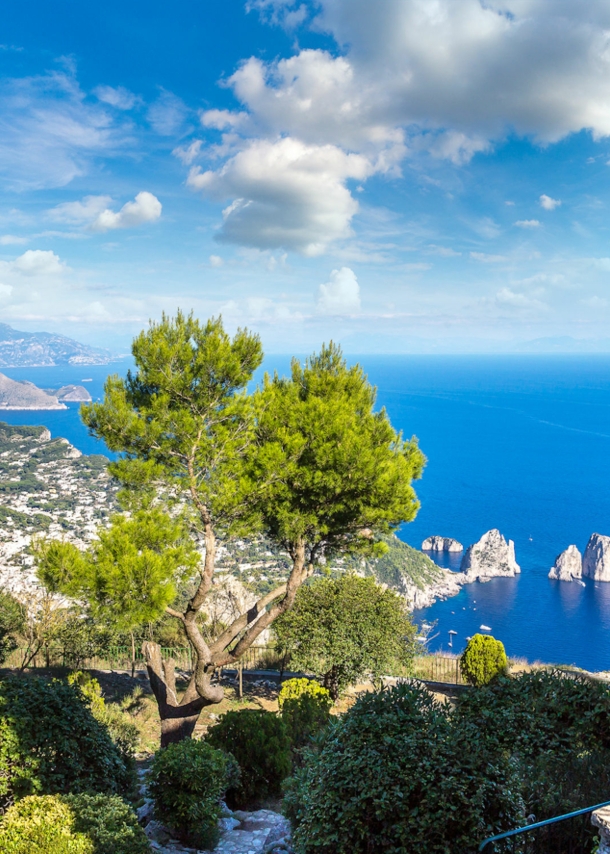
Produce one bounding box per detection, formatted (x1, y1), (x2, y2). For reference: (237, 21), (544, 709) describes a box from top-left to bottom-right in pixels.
(0, 590), (25, 665)
(283, 682), (524, 854)
(148, 739), (237, 849)
(460, 634), (508, 686)
(205, 709), (292, 808)
(65, 793), (150, 854)
(0, 794), (94, 854)
(279, 679), (332, 754)
(68, 672), (139, 761)
(0, 675), (134, 813)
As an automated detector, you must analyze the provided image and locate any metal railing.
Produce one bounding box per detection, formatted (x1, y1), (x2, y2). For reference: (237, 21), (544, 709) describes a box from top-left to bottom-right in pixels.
(410, 652), (464, 685)
(479, 799), (610, 853)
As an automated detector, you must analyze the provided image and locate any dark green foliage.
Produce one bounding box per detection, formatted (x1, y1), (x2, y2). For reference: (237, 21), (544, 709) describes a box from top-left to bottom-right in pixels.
(54, 617), (115, 668)
(284, 682), (523, 854)
(148, 739), (238, 849)
(205, 709), (292, 808)
(65, 793), (150, 854)
(0, 675), (134, 812)
(0, 590), (25, 664)
(370, 535), (442, 590)
(274, 575), (417, 699)
(460, 633), (508, 686)
(0, 795), (94, 854)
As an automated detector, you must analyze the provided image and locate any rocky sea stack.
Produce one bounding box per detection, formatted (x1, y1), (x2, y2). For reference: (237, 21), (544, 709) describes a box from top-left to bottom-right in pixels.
(460, 528), (520, 581)
(583, 533), (610, 581)
(549, 545), (582, 581)
(421, 536), (463, 552)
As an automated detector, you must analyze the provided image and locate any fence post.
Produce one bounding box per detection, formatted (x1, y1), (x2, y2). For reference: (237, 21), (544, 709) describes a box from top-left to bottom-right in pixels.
(238, 662), (243, 700)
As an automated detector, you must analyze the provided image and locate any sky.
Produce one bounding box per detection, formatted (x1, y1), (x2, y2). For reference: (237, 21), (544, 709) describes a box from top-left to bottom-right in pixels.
(3, 0), (610, 353)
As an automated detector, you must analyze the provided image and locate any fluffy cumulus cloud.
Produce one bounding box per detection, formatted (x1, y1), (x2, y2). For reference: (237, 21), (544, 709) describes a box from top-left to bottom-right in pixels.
(186, 0), (610, 256)
(188, 138), (370, 255)
(49, 193), (162, 232)
(0, 71), (131, 190)
(316, 266), (361, 314)
(540, 194), (561, 210)
(1, 249), (66, 276)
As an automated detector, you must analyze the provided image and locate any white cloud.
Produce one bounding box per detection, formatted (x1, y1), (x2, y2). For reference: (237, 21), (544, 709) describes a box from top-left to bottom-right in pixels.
(172, 140), (203, 165)
(540, 194), (561, 210)
(147, 90), (189, 135)
(48, 195), (113, 224)
(496, 287), (546, 310)
(316, 267), (361, 315)
(0, 235), (27, 245)
(581, 295), (608, 308)
(93, 85), (141, 110)
(188, 137), (371, 255)
(515, 219), (541, 228)
(0, 71), (131, 190)
(90, 193), (162, 232)
(200, 109), (249, 131)
(470, 252), (508, 263)
(209, 255), (223, 267)
(10, 249), (65, 276)
(0, 284), (13, 298)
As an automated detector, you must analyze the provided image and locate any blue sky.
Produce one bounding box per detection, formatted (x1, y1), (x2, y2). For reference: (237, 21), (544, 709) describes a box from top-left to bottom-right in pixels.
(2, 0), (610, 353)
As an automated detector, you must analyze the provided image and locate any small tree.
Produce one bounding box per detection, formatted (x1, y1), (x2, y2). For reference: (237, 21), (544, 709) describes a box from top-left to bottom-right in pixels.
(274, 575), (417, 700)
(35, 318), (424, 745)
(460, 634), (508, 687)
(0, 589), (25, 665)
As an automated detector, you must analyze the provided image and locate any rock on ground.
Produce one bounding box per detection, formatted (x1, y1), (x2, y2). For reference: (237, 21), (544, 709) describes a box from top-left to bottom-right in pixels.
(549, 544), (582, 581)
(422, 536), (463, 552)
(460, 529), (520, 581)
(583, 533), (610, 582)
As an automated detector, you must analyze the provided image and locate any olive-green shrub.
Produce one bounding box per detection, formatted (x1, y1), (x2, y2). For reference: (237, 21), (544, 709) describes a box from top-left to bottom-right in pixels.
(65, 793), (150, 854)
(148, 739), (237, 849)
(0, 675), (134, 812)
(0, 795), (94, 854)
(283, 682), (524, 854)
(460, 633), (508, 686)
(205, 709), (292, 808)
(279, 679), (332, 754)
(68, 672), (139, 761)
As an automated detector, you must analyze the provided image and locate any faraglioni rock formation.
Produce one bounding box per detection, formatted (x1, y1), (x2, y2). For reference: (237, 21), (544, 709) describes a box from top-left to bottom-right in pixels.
(583, 533), (610, 581)
(461, 529), (520, 581)
(549, 545), (582, 581)
(422, 536), (463, 552)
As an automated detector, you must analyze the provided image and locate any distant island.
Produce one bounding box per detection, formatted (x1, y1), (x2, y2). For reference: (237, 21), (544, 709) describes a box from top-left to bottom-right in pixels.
(0, 322), (113, 367)
(0, 373), (91, 410)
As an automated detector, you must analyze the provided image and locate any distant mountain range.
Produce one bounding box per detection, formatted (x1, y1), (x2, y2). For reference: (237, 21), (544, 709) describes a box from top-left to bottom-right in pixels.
(0, 374), (92, 410)
(0, 323), (113, 367)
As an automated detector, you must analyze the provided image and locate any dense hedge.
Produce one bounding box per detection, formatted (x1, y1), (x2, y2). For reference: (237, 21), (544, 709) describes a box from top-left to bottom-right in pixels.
(0, 675), (134, 812)
(205, 708), (292, 808)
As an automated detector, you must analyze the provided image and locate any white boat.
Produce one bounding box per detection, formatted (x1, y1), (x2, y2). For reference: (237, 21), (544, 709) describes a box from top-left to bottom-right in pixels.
(81, 378), (93, 382)
(479, 624), (492, 631)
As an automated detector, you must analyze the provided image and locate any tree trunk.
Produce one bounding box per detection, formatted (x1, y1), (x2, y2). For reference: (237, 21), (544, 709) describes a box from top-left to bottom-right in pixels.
(142, 641), (222, 747)
(323, 666), (340, 702)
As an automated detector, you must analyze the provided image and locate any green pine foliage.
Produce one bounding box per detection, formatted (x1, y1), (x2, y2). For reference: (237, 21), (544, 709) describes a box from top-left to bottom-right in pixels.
(0, 675), (134, 812)
(205, 709), (292, 808)
(273, 575), (417, 699)
(148, 739), (238, 849)
(460, 634), (508, 686)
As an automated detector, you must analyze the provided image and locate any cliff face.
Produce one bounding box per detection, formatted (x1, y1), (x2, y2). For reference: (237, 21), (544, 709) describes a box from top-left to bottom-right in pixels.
(460, 528), (520, 581)
(421, 536), (463, 552)
(583, 534), (610, 581)
(549, 545), (582, 581)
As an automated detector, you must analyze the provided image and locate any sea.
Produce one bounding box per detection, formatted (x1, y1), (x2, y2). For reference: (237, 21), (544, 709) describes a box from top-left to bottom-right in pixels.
(2, 355), (610, 671)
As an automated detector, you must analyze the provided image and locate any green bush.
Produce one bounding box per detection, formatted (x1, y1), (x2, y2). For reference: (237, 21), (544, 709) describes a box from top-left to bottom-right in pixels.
(205, 708), (292, 808)
(148, 739), (237, 849)
(0, 590), (25, 665)
(283, 682), (524, 854)
(460, 634), (508, 686)
(65, 793), (150, 854)
(0, 675), (134, 812)
(279, 679), (332, 754)
(0, 795), (94, 854)
(68, 672), (139, 761)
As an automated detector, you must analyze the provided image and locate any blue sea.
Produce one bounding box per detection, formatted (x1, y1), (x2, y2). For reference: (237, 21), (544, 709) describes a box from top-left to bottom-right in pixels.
(2, 355), (610, 671)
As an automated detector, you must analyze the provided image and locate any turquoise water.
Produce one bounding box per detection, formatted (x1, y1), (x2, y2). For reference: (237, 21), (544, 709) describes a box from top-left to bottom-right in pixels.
(2, 355), (610, 670)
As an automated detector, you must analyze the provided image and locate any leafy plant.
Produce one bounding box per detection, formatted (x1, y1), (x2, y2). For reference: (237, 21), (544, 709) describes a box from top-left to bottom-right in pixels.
(0, 590), (25, 665)
(148, 739), (237, 849)
(65, 793), (150, 854)
(274, 575), (417, 699)
(205, 708), (292, 808)
(0, 795), (94, 854)
(0, 675), (134, 813)
(283, 682), (524, 854)
(279, 679), (333, 754)
(460, 633), (508, 686)
(278, 678), (332, 710)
